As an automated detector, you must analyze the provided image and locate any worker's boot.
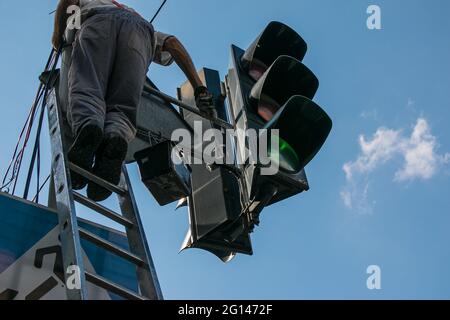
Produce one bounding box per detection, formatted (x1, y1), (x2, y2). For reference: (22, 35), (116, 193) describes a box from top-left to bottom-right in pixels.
(67, 124), (103, 190)
(87, 135), (128, 202)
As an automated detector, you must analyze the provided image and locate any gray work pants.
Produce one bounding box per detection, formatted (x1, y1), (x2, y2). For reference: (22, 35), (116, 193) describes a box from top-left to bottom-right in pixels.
(68, 7), (154, 143)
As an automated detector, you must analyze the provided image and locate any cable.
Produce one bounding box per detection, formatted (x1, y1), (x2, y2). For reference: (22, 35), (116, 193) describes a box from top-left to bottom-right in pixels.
(23, 104), (46, 199)
(0, 48), (57, 196)
(4, 0), (168, 196)
(36, 113), (42, 203)
(12, 85), (47, 194)
(32, 174), (51, 203)
(150, 0), (168, 24)
(23, 47), (62, 200)
(14, 50), (58, 196)
(1, 86), (45, 192)
(1, 99), (39, 190)
(1, 49), (56, 193)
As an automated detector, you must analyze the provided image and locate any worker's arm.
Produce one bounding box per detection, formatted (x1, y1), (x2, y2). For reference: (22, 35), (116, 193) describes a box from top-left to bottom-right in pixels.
(163, 36), (204, 89)
(52, 0), (79, 49)
(162, 36), (214, 113)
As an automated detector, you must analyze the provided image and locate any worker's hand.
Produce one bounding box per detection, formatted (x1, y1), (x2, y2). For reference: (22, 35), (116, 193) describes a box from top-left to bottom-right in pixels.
(194, 86), (216, 117)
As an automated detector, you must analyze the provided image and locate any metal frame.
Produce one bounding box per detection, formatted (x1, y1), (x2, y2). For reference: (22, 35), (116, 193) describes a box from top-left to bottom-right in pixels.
(118, 168), (164, 300)
(46, 90), (87, 300)
(143, 86), (233, 130)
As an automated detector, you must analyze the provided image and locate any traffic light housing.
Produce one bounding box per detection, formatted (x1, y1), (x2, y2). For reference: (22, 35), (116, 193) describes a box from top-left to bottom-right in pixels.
(249, 55), (319, 121)
(178, 69), (253, 262)
(241, 21), (308, 81)
(226, 21), (332, 219)
(174, 22), (332, 261)
(135, 141), (191, 206)
(263, 95), (332, 173)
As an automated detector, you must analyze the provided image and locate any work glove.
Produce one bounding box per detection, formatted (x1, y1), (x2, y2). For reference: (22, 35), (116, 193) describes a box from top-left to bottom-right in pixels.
(194, 86), (216, 118)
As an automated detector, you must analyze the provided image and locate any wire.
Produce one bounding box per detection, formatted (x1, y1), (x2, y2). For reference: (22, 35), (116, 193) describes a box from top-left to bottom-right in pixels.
(1, 50), (56, 193)
(1, 96), (40, 189)
(13, 88), (46, 194)
(15, 50), (58, 196)
(23, 103), (47, 199)
(0, 48), (57, 195)
(0, 86), (45, 192)
(4, 0), (169, 197)
(23, 47), (62, 200)
(35, 109), (42, 203)
(150, 0), (168, 24)
(32, 174), (51, 203)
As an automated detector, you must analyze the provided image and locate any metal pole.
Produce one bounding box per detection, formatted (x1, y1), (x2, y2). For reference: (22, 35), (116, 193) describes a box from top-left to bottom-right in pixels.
(142, 87), (234, 130)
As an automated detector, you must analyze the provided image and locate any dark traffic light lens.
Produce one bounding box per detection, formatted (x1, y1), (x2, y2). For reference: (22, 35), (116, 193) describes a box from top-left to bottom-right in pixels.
(264, 96), (332, 172)
(250, 56), (319, 123)
(242, 21), (308, 73)
(268, 134), (302, 173)
(248, 58), (269, 81)
(257, 93), (280, 121)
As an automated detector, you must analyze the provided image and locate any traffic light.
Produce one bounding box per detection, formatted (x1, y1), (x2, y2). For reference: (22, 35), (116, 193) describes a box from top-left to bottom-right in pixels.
(226, 21), (332, 226)
(241, 21), (308, 81)
(126, 79), (195, 206)
(135, 141), (191, 206)
(178, 69), (252, 262)
(263, 95), (332, 173)
(174, 22), (332, 261)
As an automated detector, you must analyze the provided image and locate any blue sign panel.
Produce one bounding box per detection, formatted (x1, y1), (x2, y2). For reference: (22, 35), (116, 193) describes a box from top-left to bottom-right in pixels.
(0, 192), (138, 300)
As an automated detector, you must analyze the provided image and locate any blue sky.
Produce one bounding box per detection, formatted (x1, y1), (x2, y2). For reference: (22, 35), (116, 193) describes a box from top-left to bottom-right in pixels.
(1, 0), (450, 299)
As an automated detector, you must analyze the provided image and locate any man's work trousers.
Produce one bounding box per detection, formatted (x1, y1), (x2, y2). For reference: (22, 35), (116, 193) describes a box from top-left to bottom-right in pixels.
(68, 7), (154, 143)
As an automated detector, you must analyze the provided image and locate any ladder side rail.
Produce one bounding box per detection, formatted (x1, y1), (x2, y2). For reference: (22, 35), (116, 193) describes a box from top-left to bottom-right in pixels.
(46, 90), (88, 300)
(118, 167), (164, 300)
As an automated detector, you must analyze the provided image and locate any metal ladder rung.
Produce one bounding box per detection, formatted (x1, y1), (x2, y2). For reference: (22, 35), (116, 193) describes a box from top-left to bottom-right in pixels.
(85, 271), (147, 301)
(69, 163), (126, 196)
(73, 192), (134, 228)
(79, 228), (147, 267)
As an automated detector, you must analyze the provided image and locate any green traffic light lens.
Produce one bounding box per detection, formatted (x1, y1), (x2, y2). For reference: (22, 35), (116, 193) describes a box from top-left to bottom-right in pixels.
(268, 135), (301, 173)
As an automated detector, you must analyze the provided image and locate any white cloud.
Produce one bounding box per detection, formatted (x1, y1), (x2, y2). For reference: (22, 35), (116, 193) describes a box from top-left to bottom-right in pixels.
(340, 181), (373, 214)
(360, 109), (379, 120)
(341, 118), (448, 212)
(395, 118), (439, 181)
(343, 127), (400, 181)
(340, 190), (352, 208)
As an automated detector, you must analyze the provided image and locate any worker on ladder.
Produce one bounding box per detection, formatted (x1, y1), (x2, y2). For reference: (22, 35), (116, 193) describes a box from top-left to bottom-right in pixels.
(52, 0), (213, 201)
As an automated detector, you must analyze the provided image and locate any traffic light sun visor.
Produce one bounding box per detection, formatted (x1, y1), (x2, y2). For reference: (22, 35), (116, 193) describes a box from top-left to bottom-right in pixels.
(257, 93), (280, 121)
(242, 21), (308, 71)
(250, 56), (319, 121)
(265, 96), (332, 172)
(248, 58), (269, 81)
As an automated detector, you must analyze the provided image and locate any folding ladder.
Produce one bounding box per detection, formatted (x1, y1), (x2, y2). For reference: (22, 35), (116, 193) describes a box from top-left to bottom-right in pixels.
(45, 87), (163, 300)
